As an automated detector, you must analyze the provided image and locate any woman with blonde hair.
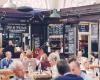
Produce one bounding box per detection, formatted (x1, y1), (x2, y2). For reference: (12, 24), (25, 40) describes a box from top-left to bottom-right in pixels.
(48, 52), (60, 78)
(22, 49), (37, 72)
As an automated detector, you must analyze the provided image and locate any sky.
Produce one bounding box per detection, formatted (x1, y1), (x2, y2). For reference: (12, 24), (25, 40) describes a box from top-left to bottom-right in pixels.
(1, 0), (100, 9)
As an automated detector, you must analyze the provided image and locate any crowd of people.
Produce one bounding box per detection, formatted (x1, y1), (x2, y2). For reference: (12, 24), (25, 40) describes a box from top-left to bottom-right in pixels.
(0, 40), (100, 80)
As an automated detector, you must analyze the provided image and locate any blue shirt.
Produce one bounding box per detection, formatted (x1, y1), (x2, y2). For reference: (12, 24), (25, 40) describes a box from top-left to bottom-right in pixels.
(0, 58), (13, 69)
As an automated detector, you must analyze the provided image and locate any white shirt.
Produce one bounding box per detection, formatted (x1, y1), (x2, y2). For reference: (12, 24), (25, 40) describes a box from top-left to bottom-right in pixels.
(51, 65), (58, 78)
(80, 71), (93, 80)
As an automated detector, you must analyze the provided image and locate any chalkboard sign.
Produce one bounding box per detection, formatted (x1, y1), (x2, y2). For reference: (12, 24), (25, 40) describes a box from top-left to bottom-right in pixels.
(64, 25), (76, 54)
(48, 24), (63, 35)
(6, 23), (29, 33)
(34, 37), (40, 48)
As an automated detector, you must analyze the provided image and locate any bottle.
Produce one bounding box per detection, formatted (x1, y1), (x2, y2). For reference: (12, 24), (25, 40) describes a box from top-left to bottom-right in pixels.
(28, 63), (33, 74)
(27, 63), (34, 80)
(38, 63), (42, 73)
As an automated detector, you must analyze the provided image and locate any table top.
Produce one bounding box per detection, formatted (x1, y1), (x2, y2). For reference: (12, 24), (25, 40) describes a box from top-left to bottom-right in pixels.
(0, 69), (52, 79)
(32, 71), (52, 79)
(0, 69), (13, 75)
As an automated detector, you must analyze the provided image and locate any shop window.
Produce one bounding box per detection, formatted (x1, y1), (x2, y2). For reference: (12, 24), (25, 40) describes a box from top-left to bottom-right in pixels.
(91, 24), (98, 52)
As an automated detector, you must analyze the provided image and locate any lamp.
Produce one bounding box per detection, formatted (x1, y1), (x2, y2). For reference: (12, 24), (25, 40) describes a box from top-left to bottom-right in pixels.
(17, 6), (33, 12)
(3, 0), (16, 8)
(49, 9), (60, 18)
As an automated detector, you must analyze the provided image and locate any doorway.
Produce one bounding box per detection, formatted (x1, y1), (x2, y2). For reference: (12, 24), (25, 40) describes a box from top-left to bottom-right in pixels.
(78, 34), (88, 57)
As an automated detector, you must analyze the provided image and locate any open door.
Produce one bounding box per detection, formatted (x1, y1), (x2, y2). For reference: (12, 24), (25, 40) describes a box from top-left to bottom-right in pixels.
(78, 34), (88, 57)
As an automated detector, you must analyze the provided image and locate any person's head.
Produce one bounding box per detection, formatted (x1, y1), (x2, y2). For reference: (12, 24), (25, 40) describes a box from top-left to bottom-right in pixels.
(91, 52), (98, 59)
(10, 61), (25, 78)
(20, 52), (27, 60)
(40, 54), (48, 62)
(6, 51), (12, 60)
(48, 52), (60, 66)
(57, 59), (70, 75)
(68, 57), (81, 76)
(81, 57), (89, 70)
(26, 49), (32, 58)
(77, 51), (83, 58)
(8, 40), (13, 46)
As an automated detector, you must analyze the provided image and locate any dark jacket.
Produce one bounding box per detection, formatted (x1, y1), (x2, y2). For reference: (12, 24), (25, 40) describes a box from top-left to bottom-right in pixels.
(55, 74), (83, 80)
(3, 45), (14, 58)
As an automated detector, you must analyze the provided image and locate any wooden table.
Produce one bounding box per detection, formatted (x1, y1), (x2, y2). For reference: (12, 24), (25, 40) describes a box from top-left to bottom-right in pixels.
(89, 64), (100, 69)
(32, 71), (52, 80)
(91, 76), (100, 80)
(0, 69), (52, 80)
(0, 69), (14, 80)
(0, 69), (13, 75)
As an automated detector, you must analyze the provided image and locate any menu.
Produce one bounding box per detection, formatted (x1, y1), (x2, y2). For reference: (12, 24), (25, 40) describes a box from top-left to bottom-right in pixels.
(34, 37), (40, 48)
(79, 25), (89, 32)
(48, 24), (63, 35)
(64, 25), (76, 54)
(48, 24), (63, 51)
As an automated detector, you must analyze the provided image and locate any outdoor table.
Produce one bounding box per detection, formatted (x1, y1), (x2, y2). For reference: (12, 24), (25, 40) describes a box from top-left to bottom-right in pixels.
(0, 69), (14, 80)
(32, 71), (52, 80)
(0, 69), (13, 75)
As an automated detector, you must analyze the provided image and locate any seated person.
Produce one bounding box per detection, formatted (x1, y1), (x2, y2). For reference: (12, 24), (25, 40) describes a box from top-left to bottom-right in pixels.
(48, 52), (60, 78)
(20, 51), (27, 61)
(55, 59), (83, 80)
(10, 61), (26, 80)
(0, 51), (13, 69)
(22, 49), (37, 71)
(38, 54), (51, 71)
(32, 48), (44, 59)
(68, 57), (92, 80)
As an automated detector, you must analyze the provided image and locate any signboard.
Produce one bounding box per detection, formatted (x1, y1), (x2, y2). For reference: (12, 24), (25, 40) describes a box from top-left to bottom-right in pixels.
(48, 24), (63, 51)
(6, 23), (29, 33)
(64, 25), (76, 54)
(79, 25), (89, 32)
(48, 24), (63, 35)
(34, 37), (40, 48)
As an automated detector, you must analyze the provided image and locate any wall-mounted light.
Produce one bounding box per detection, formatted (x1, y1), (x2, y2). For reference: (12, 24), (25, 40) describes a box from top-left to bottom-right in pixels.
(17, 6), (33, 12)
